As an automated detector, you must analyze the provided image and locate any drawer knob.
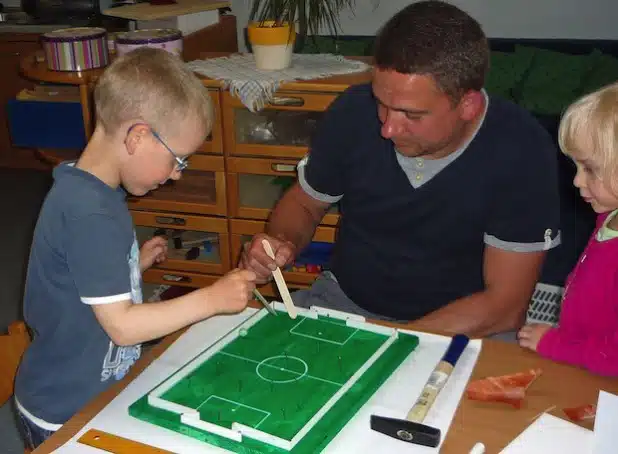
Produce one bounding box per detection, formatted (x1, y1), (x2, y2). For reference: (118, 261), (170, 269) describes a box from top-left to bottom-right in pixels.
(269, 96), (305, 107)
(155, 216), (186, 226)
(271, 163), (296, 173)
(162, 273), (191, 283)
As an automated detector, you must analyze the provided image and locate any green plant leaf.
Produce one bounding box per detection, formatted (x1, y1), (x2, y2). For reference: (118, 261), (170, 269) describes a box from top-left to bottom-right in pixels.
(249, 0), (364, 37)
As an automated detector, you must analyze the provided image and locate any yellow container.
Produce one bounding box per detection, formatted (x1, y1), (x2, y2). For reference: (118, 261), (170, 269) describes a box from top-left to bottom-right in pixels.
(247, 21), (295, 70)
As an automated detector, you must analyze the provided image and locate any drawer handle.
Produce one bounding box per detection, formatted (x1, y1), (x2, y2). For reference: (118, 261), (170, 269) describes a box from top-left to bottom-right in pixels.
(269, 96), (305, 107)
(155, 216), (186, 226)
(162, 273), (191, 283)
(271, 163), (297, 172)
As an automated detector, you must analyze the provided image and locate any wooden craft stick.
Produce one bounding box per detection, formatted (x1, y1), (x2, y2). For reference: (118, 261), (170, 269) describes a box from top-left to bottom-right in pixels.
(261, 239), (298, 319)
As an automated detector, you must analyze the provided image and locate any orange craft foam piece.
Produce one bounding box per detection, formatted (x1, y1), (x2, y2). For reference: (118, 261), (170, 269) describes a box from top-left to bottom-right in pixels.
(465, 368), (543, 408)
(563, 404), (596, 422)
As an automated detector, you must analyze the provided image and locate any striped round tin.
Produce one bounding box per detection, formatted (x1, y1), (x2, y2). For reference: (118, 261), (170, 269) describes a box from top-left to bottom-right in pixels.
(115, 29), (183, 58)
(41, 27), (109, 72)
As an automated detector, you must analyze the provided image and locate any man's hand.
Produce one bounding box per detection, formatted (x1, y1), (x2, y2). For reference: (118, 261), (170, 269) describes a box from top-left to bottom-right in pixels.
(140, 236), (168, 272)
(239, 233), (296, 284)
(518, 323), (553, 351)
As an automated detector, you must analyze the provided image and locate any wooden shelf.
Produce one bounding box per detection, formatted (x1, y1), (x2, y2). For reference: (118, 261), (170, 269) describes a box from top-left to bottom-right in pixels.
(35, 148), (81, 166)
(103, 0), (229, 21)
(20, 52), (104, 86)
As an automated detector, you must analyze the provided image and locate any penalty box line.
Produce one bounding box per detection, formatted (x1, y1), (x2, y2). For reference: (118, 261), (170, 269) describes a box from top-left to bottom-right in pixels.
(196, 395), (271, 429)
(289, 318), (359, 346)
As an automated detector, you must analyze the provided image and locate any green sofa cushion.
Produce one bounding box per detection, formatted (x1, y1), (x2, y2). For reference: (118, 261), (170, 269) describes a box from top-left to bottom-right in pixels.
(518, 45), (596, 115)
(485, 47), (536, 101)
(301, 36), (373, 56)
(580, 52), (618, 95)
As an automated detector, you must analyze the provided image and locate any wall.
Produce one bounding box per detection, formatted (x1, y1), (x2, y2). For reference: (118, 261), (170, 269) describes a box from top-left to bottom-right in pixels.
(231, 0), (618, 51)
(336, 0), (618, 40)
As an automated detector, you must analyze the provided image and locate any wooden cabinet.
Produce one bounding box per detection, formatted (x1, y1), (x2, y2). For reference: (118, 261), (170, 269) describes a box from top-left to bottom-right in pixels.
(0, 33), (48, 170)
(196, 90), (224, 155)
(20, 49), (372, 295)
(140, 72), (373, 293)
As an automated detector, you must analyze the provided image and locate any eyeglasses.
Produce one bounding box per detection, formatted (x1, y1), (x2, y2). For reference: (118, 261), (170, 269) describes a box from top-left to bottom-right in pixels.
(127, 124), (189, 172)
(151, 130), (189, 172)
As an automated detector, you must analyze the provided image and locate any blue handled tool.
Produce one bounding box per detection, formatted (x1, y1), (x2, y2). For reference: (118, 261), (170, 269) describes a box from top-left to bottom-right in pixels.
(370, 334), (470, 447)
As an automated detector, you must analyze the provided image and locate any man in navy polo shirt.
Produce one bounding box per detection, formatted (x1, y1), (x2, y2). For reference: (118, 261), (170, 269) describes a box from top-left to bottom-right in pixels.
(241, 1), (560, 337)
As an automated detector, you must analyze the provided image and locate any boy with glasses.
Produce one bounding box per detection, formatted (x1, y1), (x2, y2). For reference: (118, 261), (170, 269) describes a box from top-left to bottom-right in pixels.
(14, 47), (257, 449)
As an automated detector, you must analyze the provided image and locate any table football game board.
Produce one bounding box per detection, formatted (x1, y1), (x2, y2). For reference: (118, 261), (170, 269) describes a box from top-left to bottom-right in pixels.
(129, 304), (419, 453)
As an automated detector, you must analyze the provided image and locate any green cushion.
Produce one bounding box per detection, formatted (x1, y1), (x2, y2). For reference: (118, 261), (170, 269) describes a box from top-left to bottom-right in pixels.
(300, 36), (373, 56)
(485, 49), (535, 101)
(518, 45), (596, 115)
(580, 52), (618, 95)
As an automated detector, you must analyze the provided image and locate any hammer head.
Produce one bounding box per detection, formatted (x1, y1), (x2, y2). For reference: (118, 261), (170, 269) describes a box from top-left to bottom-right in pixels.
(370, 415), (441, 447)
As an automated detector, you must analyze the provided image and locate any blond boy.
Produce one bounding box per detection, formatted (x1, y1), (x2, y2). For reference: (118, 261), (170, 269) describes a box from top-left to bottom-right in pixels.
(14, 48), (256, 449)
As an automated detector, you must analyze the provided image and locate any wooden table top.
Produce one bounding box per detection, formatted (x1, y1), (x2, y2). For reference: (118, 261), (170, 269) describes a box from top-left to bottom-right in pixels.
(33, 315), (618, 454)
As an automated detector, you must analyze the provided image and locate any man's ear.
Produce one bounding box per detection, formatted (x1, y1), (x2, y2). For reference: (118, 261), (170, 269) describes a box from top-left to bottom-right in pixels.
(124, 123), (149, 156)
(458, 90), (485, 121)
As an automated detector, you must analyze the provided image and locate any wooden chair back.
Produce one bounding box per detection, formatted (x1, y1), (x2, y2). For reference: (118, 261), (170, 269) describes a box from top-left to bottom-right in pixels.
(0, 321), (30, 407)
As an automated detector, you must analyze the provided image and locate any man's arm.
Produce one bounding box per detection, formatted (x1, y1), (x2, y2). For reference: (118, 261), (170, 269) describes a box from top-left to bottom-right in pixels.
(267, 183), (330, 253)
(411, 245), (546, 337)
(240, 183), (330, 281)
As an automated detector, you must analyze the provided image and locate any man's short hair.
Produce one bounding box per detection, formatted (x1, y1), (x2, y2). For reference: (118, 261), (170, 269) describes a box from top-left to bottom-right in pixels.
(374, 0), (489, 101)
(94, 47), (213, 139)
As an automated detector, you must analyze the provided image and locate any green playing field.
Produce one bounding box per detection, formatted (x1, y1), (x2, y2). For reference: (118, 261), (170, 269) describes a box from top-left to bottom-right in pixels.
(129, 309), (419, 453)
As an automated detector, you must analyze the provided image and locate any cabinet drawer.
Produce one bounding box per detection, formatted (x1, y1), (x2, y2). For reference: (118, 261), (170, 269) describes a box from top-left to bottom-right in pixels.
(196, 90), (223, 155)
(230, 219), (335, 285)
(127, 155), (227, 216)
(226, 156), (339, 225)
(133, 210), (230, 275)
(222, 91), (336, 159)
(143, 268), (221, 288)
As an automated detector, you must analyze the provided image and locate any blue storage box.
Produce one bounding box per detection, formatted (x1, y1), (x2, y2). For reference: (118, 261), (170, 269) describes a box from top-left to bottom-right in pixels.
(7, 98), (86, 150)
(296, 241), (334, 266)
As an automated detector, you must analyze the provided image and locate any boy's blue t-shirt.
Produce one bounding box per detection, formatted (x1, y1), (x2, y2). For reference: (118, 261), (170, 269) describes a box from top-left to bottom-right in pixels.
(15, 163), (143, 425)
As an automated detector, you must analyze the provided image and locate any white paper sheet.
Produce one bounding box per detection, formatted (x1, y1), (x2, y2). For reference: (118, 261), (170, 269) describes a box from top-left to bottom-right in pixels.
(55, 307), (481, 453)
(593, 391), (618, 454)
(499, 413), (593, 454)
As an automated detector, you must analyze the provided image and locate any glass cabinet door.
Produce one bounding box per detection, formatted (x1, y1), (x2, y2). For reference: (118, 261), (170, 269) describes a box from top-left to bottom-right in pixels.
(222, 91), (336, 159)
(127, 155), (227, 216)
(132, 210), (230, 275)
(226, 157), (339, 225)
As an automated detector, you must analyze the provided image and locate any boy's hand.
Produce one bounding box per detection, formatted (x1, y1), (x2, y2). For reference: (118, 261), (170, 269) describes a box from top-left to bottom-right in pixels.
(239, 233), (296, 284)
(206, 268), (257, 314)
(518, 323), (553, 351)
(140, 236), (168, 272)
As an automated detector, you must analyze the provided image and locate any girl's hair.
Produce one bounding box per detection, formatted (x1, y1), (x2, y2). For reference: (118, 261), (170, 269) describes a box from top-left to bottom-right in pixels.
(558, 81), (618, 192)
(94, 47), (213, 140)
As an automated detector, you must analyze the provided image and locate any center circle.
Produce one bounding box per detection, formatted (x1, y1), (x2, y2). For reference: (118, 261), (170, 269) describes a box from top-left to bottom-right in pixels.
(255, 355), (308, 384)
